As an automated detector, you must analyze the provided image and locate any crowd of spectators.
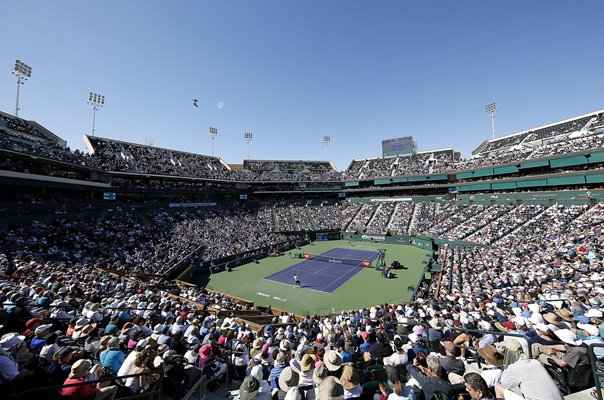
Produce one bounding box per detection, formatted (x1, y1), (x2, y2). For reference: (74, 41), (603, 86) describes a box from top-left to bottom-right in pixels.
(1, 199), (604, 400)
(344, 113), (604, 181)
(366, 203), (396, 233)
(0, 131), (98, 168)
(3, 116), (604, 185)
(345, 204), (378, 232)
(289, 204), (342, 232)
(0, 114), (50, 142)
(386, 202), (414, 235)
(242, 161), (341, 182)
(345, 150), (457, 180)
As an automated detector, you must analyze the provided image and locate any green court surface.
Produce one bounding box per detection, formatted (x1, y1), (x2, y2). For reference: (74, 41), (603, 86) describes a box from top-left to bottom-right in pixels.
(188, 240), (431, 316)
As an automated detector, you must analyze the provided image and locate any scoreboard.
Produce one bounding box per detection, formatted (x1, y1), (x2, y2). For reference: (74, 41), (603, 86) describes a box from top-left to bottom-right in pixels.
(382, 136), (417, 157)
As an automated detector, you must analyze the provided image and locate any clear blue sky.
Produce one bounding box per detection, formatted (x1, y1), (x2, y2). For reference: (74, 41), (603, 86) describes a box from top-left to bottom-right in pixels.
(1, 1), (603, 170)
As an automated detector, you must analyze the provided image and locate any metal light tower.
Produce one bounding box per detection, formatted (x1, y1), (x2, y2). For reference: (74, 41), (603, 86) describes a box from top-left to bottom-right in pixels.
(209, 127), (218, 156)
(323, 135), (331, 160)
(87, 92), (105, 137)
(244, 132), (253, 159)
(485, 102), (497, 140)
(12, 60), (32, 117)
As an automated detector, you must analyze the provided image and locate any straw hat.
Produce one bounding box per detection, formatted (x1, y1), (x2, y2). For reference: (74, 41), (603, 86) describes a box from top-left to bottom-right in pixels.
(476, 344), (503, 366)
(278, 367), (300, 392)
(313, 363), (328, 385)
(317, 376), (344, 400)
(107, 337), (120, 349)
(543, 313), (560, 326)
(301, 354), (315, 372)
(323, 350), (343, 371)
(555, 309), (574, 322)
(339, 365), (359, 390)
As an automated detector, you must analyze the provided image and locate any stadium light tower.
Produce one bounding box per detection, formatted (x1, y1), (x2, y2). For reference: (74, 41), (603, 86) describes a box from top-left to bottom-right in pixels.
(323, 135), (331, 160)
(87, 92), (105, 137)
(244, 132), (253, 159)
(485, 102), (497, 140)
(12, 60), (32, 117)
(209, 127), (218, 156)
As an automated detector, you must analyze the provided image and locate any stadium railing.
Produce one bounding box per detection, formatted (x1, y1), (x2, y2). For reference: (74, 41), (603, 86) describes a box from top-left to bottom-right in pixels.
(589, 343), (604, 400)
(16, 371), (162, 400)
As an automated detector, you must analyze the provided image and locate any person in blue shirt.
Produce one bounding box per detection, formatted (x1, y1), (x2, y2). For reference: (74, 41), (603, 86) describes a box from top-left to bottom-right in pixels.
(104, 315), (120, 336)
(30, 324), (53, 353)
(99, 337), (126, 375)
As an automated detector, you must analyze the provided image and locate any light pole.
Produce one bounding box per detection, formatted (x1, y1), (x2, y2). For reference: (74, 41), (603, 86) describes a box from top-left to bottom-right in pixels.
(485, 103), (496, 140)
(244, 132), (253, 159)
(323, 135), (331, 160)
(87, 92), (105, 137)
(12, 60), (32, 117)
(209, 127), (218, 156)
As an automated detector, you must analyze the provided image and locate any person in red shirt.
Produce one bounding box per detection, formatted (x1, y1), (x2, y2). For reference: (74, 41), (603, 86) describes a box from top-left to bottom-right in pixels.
(61, 359), (117, 400)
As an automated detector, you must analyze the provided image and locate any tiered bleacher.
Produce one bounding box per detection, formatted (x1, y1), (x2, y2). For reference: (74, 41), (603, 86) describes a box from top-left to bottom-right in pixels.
(86, 136), (231, 179)
(3, 108), (604, 400)
(243, 160), (340, 181)
(2, 199), (603, 400)
(345, 148), (458, 179)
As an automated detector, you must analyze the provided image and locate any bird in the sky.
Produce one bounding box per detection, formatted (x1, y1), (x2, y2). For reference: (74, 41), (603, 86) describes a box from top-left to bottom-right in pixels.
(192, 99), (198, 107)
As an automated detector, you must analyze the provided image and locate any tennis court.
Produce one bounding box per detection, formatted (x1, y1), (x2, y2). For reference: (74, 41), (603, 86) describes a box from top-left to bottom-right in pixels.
(263, 248), (379, 293)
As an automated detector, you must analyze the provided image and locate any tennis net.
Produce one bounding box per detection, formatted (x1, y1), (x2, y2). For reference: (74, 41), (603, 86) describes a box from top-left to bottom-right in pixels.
(302, 253), (372, 267)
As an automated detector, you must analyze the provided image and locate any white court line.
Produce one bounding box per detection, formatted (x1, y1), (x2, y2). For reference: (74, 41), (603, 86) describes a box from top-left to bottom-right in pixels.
(265, 247), (378, 293)
(321, 266), (363, 292)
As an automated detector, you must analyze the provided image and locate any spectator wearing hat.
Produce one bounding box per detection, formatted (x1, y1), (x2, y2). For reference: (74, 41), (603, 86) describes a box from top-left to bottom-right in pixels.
(290, 353), (315, 399)
(452, 344), (503, 388)
(532, 329), (589, 369)
(494, 359), (563, 400)
(198, 343), (214, 370)
(61, 359), (118, 400)
(527, 323), (557, 346)
(577, 322), (603, 348)
(117, 338), (148, 377)
(270, 352), (288, 394)
(52, 346), (80, 382)
(124, 349), (159, 393)
(30, 323), (53, 352)
(278, 366), (301, 400)
(239, 375), (271, 400)
(99, 337), (125, 375)
(104, 315), (120, 336)
(249, 356), (272, 398)
(358, 331), (372, 354)
(323, 350), (343, 377)
(0, 333), (35, 392)
(233, 341), (250, 380)
(339, 365), (362, 399)
(23, 317), (43, 338)
(317, 375), (344, 400)
(406, 333), (429, 361)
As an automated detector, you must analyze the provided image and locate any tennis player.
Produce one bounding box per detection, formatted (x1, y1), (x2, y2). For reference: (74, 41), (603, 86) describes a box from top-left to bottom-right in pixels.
(293, 272), (301, 288)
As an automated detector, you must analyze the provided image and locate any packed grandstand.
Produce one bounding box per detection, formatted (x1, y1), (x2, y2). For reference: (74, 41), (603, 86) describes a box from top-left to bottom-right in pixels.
(1, 108), (604, 400)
